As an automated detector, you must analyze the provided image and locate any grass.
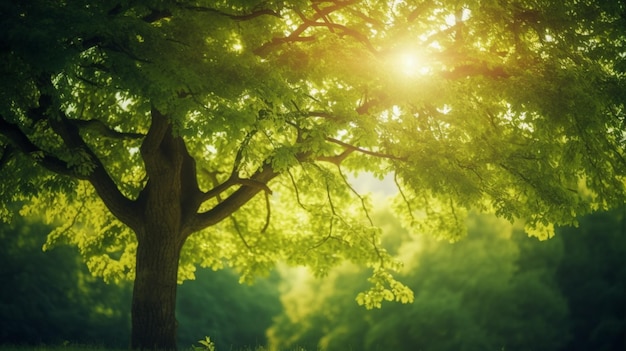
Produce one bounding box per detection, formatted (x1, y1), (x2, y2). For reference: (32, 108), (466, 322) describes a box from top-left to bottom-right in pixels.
(0, 345), (310, 351)
(0, 346), (124, 351)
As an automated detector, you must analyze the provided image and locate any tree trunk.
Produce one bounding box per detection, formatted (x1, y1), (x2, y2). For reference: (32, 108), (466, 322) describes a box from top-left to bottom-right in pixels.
(128, 108), (210, 350)
(131, 231), (183, 350)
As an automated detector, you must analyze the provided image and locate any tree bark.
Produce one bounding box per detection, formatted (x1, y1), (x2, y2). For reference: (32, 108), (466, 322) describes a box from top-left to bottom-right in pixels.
(131, 225), (184, 350)
(130, 108), (196, 350)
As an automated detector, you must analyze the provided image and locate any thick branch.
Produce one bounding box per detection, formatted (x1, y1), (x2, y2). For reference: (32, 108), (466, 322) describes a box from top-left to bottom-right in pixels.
(0, 118), (72, 176)
(31, 82), (141, 229)
(200, 175), (237, 202)
(139, 107), (171, 172)
(190, 164), (278, 233)
(182, 6), (281, 21)
(72, 119), (145, 140)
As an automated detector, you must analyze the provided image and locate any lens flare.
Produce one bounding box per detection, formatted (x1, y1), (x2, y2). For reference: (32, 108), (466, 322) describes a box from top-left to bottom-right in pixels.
(397, 52), (431, 76)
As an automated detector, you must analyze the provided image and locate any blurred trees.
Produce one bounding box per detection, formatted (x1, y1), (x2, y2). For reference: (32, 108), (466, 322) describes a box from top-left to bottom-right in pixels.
(0, 215), (281, 349)
(269, 208), (625, 351)
(0, 214), (132, 347)
(177, 269), (281, 350)
(554, 207), (625, 351)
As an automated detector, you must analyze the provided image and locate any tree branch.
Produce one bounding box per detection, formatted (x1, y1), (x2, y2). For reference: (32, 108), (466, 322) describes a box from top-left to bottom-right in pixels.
(0, 118), (72, 176)
(316, 149), (354, 165)
(200, 173), (236, 202)
(72, 119), (145, 140)
(182, 6), (281, 21)
(287, 168), (310, 211)
(337, 165), (373, 225)
(394, 172), (416, 223)
(299, 17), (379, 54)
(230, 215), (253, 251)
(139, 107), (171, 172)
(191, 163), (278, 233)
(32, 80), (141, 230)
(261, 191), (271, 233)
(325, 138), (407, 161)
(254, 0), (357, 56)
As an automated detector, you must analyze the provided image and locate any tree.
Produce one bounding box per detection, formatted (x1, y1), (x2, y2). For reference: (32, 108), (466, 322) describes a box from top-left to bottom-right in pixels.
(268, 213), (571, 351)
(1, 0), (624, 349)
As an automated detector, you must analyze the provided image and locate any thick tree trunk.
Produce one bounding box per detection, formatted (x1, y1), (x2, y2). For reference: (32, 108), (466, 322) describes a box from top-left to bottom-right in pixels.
(131, 233), (183, 350)
(129, 108), (195, 350)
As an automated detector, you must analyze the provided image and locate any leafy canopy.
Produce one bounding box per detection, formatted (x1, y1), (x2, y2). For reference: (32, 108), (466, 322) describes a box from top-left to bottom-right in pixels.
(1, 0), (625, 308)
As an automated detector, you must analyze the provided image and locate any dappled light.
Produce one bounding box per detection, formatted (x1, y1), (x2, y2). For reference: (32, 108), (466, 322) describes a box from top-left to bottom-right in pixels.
(1, 0), (625, 350)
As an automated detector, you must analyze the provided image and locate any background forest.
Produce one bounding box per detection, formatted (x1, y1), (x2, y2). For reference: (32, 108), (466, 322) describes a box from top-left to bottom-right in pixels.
(1, 205), (623, 351)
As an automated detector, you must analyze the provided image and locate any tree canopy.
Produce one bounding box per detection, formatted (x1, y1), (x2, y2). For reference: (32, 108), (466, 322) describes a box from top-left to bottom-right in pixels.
(1, 0), (625, 349)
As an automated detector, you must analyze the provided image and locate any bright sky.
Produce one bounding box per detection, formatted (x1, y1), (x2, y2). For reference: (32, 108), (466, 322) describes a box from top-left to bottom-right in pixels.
(350, 172), (398, 198)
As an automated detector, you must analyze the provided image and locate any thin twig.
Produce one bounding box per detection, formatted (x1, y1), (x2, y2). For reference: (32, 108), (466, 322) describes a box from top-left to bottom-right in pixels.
(230, 215), (253, 251)
(287, 168), (309, 211)
(326, 138), (407, 161)
(394, 173), (415, 223)
(261, 191), (271, 233)
(337, 166), (373, 226)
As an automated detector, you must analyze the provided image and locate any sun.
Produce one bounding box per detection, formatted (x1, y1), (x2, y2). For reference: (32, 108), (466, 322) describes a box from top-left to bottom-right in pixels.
(394, 51), (431, 77)
(401, 53), (418, 73)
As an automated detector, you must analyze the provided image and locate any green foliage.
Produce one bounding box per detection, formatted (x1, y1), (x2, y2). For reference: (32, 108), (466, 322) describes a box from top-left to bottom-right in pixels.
(192, 337), (216, 351)
(1, 0), (625, 348)
(269, 210), (572, 351)
(270, 207), (625, 351)
(355, 267), (414, 308)
(18, 182), (137, 285)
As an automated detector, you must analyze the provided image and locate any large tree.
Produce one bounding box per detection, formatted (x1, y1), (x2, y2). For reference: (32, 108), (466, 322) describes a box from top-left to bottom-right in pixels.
(1, 0), (624, 349)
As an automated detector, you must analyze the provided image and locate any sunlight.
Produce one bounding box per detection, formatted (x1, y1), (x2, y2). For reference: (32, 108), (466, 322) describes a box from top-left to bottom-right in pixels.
(128, 146), (139, 156)
(227, 33), (244, 53)
(230, 40), (243, 53)
(444, 9), (471, 26)
(393, 50), (431, 77)
(401, 53), (418, 74)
